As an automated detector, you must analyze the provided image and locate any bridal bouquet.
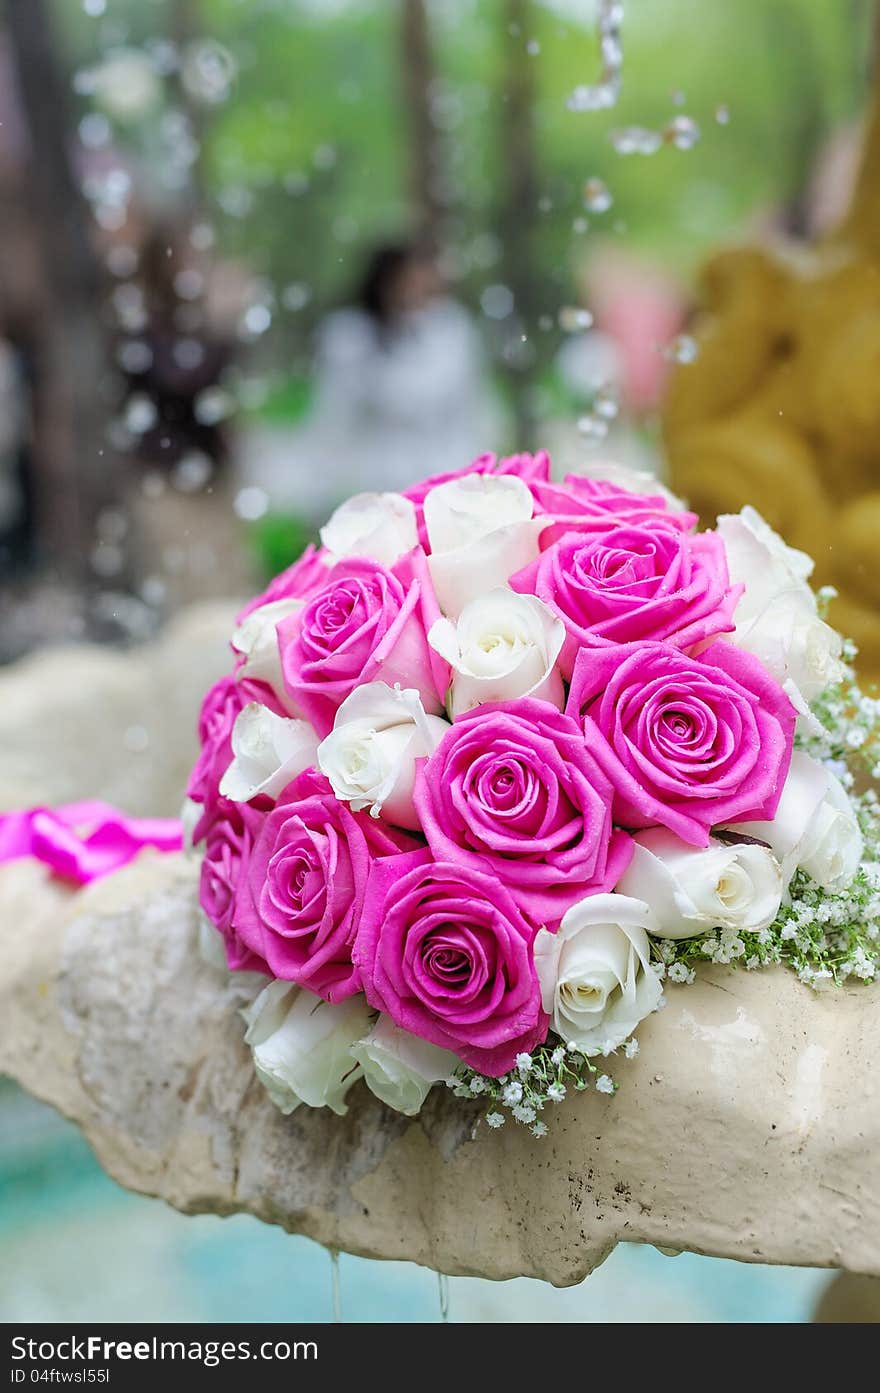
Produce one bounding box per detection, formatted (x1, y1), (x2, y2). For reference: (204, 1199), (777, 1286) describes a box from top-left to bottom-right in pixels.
(187, 451), (880, 1134)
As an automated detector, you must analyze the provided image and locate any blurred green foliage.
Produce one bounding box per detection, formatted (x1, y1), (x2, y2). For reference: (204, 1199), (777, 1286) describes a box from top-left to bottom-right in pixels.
(59, 0), (873, 378)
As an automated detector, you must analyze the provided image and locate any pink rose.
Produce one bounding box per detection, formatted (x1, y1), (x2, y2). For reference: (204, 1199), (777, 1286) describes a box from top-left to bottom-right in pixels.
(277, 550), (447, 737)
(511, 524), (740, 677)
(235, 544), (330, 625)
(414, 697), (633, 926)
(234, 769), (414, 1002)
(354, 849), (549, 1076)
(530, 474), (694, 534)
(187, 676), (246, 827)
(566, 640), (797, 846)
(199, 800), (269, 975)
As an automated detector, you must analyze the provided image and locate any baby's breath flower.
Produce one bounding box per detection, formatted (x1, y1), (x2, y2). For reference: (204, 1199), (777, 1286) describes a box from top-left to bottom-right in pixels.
(486, 1111), (505, 1129)
(547, 1081), (566, 1103)
(531, 1120), (548, 1138)
(502, 1080), (523, 1106)
(515, 1052), (533, 1075)
(623, 1038), (639, 1058)
(512, 1103), (536, 1124)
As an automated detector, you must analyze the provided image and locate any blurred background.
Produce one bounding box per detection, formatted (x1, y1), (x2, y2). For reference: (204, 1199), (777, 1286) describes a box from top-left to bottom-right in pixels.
(1, 0), (878, 1322)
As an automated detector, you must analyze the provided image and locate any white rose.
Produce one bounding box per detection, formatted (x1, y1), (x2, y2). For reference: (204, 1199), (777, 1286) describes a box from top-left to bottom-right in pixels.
(423, 474), (547, 616)
(317, 681), (448, 828)
(733, 751), (863, 892)
(320, 491), (418, 568)
(231, 599), (302, 710)
(350, 1015), (458, 1116)
(616, 828), (782, 939)
(219, 703), (318, 803)
(428, 589), (565, 717)
(533, 894), (662, 1055)
(242, 980), (371, 1115)
(717, 507), (844, 721)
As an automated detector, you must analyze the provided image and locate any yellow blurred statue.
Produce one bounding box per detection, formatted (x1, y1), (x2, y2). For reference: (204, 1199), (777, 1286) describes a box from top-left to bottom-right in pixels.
(663, 68), (880, 687)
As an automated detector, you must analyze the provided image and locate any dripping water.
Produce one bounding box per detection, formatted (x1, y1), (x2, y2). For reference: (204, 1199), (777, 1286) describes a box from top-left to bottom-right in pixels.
(329, 1246), (342, 1322)
(437, 1271), (450, 1322)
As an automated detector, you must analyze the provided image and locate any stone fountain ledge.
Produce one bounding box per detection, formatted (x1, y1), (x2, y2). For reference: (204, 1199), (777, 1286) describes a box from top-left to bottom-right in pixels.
(2, 849), (878, 1286)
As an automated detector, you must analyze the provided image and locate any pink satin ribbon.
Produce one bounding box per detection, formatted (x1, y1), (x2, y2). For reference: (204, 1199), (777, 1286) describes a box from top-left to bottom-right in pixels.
(0, 801), (183, 885)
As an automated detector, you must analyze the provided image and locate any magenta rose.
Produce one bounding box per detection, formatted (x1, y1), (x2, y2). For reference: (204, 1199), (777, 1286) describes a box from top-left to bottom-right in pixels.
(354, 849), (549, 1076)
(414, 697), (632, 926)
(235, 543), (330, 625)
(234, 769), (414, 1002)
(277, 549), (447, 737)
(199, 800), (269, 974)
(187, 675), (246, 825)
(566, 640), (797, 846)
(529, 475), (695, 538)
(511, 524), (740, 677)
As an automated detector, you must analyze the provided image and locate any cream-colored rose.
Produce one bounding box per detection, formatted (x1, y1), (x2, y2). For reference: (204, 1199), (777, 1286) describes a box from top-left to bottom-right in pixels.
(320, 491), (418, 568)
(617, 828), (783, 939)
(717, 507), (844, 721)
(423, 474), (547, 616)
(219, 703), (318, 803)
(231, 599), (302, 710)
(733, 751), (863, 892)
(533, 893), (662, 1055)
(429, 589), (565, 717)
(351, 1015), (458, 1116)
(317, 682), (448, 828)
(242, 981), (371, 1115)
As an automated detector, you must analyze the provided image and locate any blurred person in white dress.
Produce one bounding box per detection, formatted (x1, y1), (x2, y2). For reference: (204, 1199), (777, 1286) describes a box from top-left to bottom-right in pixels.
(259, 243), (504, 516)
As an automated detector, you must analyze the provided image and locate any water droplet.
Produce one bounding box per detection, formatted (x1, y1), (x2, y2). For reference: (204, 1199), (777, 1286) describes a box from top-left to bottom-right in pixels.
(610, 126), (662, 156)
(123, 724), (150, 754)
(670, 89), (686, 107)
(558, 306), (594, 333)
(125, 394), (158, 435)
(329, 1247), (342, 1323)
(593, 384), (619, 420)
(242, 304), (272, 337)
(566, 1), (624, 113)
(526, 39), (541, 56)
(117, 339), (153, 374)
(577, 415), (609, 441)
(663, 333), (699, 364)
(234, 486), (269, 521)
(173, 338), (206, 370)
(181, 39), (237, 106)
(83, 0), (107, 15)
(437, 1271), (450, 1322)
(173, 452), (213, 494)
(664, 114), (700, 150)
(79, 113), (111, 149)
(480, 284), (514, 320)
(173, 268), (204, 302)
(282, 282), (311, 312)
(715, 103), (730, 125)
(572, 216), (589, 234)
(583, 177), (613, 214)
(194, 388), (235, 426)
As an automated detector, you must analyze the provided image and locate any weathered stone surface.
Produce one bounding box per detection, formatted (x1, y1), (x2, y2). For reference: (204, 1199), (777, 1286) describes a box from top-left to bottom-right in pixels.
(0, 602), (237, 817)
(2, 850), (879, 1286)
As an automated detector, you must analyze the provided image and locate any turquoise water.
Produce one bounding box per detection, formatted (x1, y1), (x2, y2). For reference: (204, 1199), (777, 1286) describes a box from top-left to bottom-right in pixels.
(0, 1082), (830, 1323)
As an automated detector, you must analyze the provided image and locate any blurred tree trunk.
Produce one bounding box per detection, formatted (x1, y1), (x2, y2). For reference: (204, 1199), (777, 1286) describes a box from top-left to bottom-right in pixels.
(399, 0), (445, 242)
(498, 0), (539, 448)
(169, 0), (206, 204)
(4, 0), (122, 588)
